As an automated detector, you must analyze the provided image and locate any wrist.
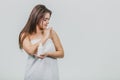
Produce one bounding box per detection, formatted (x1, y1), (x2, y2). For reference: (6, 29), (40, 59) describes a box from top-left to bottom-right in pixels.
(46, 52), (50, 57)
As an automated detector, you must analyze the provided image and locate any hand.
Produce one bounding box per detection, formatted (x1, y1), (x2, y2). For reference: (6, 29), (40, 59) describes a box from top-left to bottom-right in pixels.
(43, 27), (52, 40)
(33, 53), (38, 58)
(35, 53), (48, 59)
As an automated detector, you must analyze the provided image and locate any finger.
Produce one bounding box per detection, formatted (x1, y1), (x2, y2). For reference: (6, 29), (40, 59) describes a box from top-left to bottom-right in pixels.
(38, 55), (44, 59)
(40, 53), (45, 56)
(33, 54), (37, 57)
(34, 54), (42, 58)
(40, 56), (44, 59)
(49, 27), (52, 30)
(47, 27), (51, 30)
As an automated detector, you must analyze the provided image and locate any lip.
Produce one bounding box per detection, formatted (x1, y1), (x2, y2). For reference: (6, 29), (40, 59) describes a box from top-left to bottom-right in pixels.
(42, 25), (47, 29)
(45, 24), (47, 26)
(44, 25), (48, 28)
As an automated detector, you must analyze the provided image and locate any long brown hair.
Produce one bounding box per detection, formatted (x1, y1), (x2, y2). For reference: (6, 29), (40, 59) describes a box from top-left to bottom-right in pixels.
(19, 4), (52, 49)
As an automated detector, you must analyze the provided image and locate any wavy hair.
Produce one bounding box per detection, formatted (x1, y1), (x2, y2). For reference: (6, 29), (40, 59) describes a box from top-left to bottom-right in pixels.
(19, 4), (52, 49)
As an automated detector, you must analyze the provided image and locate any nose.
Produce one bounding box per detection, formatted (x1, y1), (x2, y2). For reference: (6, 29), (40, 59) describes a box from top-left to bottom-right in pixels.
(47, 20), (49, 24)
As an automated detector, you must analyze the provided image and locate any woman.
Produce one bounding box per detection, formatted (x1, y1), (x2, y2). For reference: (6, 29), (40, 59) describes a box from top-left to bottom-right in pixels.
(19, 4), (64, 80)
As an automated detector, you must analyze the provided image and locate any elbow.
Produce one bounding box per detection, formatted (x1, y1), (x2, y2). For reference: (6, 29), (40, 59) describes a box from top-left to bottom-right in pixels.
(60, 51), (64, 58)
(25, 48), (36, 55)
(61, 54), (64, 58)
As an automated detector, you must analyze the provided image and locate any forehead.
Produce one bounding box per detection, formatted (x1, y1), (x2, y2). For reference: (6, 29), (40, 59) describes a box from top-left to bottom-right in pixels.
(44, 12), (50, 18)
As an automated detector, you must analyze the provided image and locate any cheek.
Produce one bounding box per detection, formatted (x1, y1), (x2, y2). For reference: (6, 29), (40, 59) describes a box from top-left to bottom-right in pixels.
(38, 20), (47, 27)
(43, 21), (46, 25)
(39, 21), (44, 26)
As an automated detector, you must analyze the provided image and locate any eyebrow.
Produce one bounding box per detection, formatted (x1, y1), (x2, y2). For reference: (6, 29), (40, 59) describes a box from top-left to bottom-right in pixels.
(44, 18), (50, 20)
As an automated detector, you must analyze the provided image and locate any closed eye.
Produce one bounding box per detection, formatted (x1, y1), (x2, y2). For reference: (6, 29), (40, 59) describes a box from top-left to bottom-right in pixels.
(43, 18), (50, 21)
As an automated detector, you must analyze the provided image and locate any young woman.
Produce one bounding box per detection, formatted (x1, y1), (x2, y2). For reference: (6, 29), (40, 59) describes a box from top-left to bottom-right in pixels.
(19, 4), (64, 80)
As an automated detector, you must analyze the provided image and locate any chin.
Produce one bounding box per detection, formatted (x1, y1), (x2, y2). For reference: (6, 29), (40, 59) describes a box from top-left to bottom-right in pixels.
(43, 26), (47, 29)
(42, 28), (46, 30)
(40, 26), (46, 30)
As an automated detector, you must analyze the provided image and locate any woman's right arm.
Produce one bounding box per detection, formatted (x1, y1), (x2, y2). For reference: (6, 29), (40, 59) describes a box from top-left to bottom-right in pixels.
(22, 28), (51, 56)
(22, 36), (39, 55)
(22, 36), (47, 55)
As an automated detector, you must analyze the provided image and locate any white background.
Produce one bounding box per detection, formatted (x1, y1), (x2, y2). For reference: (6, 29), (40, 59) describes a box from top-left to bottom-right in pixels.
(0, 0), (120, 80)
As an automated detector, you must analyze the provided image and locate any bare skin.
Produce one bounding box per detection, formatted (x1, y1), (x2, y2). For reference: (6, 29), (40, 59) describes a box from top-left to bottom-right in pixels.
(22, 13), (64, 59)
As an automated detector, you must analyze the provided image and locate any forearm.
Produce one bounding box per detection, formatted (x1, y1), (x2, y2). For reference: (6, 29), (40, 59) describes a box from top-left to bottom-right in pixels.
(27, 42), (39, 55)
(47, 51), (64, 58)
(29, 38), (48, 55)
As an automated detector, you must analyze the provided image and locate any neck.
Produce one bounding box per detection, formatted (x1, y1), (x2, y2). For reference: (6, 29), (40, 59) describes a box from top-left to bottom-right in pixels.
(36, 25), (44, 34)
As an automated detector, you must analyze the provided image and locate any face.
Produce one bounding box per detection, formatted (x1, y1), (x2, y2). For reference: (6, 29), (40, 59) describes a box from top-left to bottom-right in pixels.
(38, 12), (50, 30)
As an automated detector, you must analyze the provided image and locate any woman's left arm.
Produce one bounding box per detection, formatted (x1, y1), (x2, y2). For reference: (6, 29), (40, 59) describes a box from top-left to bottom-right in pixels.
(47, 29), (64, 58)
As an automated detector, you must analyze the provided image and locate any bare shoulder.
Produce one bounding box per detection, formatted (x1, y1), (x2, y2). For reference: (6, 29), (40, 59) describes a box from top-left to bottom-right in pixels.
(51, 29), (56, 34)
(50, 29), (62, 45)
(50, 29), (59, 39)
(50, 29), (64, 54)
(21, 32), (30, 42)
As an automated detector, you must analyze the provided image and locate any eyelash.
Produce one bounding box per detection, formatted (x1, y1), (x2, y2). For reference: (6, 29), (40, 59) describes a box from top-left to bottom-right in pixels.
(43, 19), (49, 21)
